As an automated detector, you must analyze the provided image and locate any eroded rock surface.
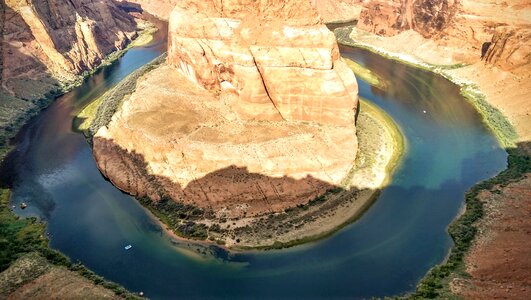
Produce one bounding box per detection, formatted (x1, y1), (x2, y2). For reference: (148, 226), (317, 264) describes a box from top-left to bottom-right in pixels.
(93, 65), (358, 219)
(118, 0), (179, 20)
(0, 0), (137, 136)
(167, 0), (358, 126)
(354, 0), (531, 71)
(2, 0), (137, 87)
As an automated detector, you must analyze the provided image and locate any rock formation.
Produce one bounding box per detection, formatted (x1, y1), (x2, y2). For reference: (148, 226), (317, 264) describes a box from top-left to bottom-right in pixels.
(92, 0), (360, 233)
(0, 0), (137, 146)
(354, 0), (531, 71)
(167, 0), (358, 126)
(117, 0), (178, 20)
(1, 0), (137, 97)
(311, 0), (362, 23)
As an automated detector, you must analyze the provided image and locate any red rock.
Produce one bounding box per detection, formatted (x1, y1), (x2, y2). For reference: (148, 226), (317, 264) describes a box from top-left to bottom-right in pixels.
(167, 0), (358, 126)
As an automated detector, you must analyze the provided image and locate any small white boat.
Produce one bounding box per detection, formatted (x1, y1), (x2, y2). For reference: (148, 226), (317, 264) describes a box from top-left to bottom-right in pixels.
(124, 244), (132, 250)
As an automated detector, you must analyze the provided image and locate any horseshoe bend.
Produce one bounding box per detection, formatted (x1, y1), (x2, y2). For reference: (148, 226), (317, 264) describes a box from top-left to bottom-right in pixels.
(88, 0), (400, 248)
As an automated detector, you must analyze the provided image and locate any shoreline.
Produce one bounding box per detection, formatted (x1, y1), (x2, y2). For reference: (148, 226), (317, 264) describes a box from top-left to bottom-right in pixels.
(333, 26), (529, 298)
(89, 89), (404, 251)
(335, 26), (518, 148)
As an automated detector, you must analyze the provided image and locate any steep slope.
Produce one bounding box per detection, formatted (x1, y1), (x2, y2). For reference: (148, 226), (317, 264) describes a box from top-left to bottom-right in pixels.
(355, 0), (531, 71)
(118, 0), (178, 20)
(0, 0), (137, 142)
(168, 0), (358, 126)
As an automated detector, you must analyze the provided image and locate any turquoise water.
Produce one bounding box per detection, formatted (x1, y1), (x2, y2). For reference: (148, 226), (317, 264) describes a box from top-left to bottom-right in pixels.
(1, 28), (507, 298)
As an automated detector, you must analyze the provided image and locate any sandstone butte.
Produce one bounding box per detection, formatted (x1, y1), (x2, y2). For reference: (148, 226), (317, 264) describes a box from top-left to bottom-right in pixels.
(92, 0), (365, 239)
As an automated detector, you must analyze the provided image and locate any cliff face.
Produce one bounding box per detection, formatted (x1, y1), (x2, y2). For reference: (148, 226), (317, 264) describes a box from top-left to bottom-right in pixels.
(355, 0), (531, 71)
(167, 0), (358, 126)
(1, 0), (137, 97)
(311, 0), (361, 23)
(117, 0), (178, 20)
(0, 0), (137, 144)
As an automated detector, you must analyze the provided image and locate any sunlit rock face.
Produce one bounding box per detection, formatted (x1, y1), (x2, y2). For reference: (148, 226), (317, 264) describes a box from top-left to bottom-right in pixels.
(2, 0), (137, 84)
(1, 0), (136, 138)
(167, 0), (359, 126)
(354, 0), (531, 71)
(93, 1), (360, 219)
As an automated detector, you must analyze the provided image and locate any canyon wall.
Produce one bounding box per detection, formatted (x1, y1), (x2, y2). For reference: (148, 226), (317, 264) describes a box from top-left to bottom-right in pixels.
(0, 0), (137, 143)
(118, 0), (178, 20)
(122, 0), (361, 23)
(2, 0), (137, 85)
(167, 0), (358, 126)
(355, 0), (531, 71)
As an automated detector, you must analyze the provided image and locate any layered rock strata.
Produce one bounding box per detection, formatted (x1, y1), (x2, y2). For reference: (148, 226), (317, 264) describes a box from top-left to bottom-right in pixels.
(2, 0), (137, 86)
(0, 0), (137, 135)
(167, 0), (358, 126)
(92, 1), (361, 236)
(354, 0), (531, 71)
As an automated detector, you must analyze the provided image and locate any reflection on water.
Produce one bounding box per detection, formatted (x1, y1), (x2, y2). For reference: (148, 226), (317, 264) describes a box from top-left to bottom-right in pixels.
(0, 30), (507, 298)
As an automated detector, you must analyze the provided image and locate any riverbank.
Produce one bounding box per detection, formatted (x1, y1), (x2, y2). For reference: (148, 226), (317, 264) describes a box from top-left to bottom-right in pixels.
(0, 16), (160, 300)
(333, 26), (530, 298)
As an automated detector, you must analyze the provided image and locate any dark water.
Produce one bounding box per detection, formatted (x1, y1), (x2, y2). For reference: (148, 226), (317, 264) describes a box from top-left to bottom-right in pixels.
(1, 27), (507, 298)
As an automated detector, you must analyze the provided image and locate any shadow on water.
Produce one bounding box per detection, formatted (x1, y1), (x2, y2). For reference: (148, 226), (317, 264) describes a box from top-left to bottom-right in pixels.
(0, 27), (510, 299)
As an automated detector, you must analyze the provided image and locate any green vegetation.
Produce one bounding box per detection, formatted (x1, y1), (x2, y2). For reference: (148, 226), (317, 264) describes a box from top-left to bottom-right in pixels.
(343, 58), (387, 89)
(130, 22), (158, 47)
(412, 146), (530, 299)
(138, 196), (210, 240)
(0, 25), (160, 298)
(0, 188), (140, 298)
(351, 99), (405, 186)
(460, 84), (517, 148)
(75, 94), (105, 132)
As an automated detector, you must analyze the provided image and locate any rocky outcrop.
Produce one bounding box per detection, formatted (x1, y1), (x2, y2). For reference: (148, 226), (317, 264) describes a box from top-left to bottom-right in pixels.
(1, 0), (137, 96)
(117, 0), (178, 20)
(167, 0), (358, 126)
(481, 27), (531, 72)
(93, 65), (358, 220)
(0, 0), (137, 145)
(357, 0), (458, 37)
(91, 1), (363, 245)
(354, 0), (531, 71)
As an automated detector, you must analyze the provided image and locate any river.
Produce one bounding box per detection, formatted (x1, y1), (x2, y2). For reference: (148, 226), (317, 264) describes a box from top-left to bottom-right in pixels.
(0, 24), (507, 299)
